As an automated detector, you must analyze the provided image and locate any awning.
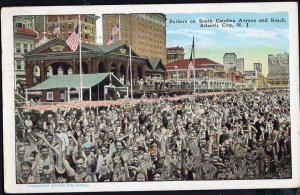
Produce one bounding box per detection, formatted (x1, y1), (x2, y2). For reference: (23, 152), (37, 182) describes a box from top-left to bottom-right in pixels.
(28, 73), (123, 90)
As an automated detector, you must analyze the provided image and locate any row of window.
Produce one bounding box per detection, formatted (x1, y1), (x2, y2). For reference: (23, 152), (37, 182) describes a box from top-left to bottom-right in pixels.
(169, 73), (209, 79)
(15, 43), (33, 53)
(48, 16), (95, 24)
(134, 32), (165, 41)
(137, 48), (165, 56)
(46, 33), (94, 40)
(48, 24), (94, 32)
(136, 42), (165, 50)
(167, 54), (184, 59)
(15, 22), (32, 29)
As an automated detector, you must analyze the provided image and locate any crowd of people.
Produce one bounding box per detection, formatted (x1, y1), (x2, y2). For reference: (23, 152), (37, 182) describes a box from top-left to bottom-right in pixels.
(15, 90), (291, 183)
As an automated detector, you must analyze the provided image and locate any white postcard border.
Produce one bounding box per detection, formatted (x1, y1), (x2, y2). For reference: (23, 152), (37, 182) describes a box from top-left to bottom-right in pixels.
(2, 2), (299, 193)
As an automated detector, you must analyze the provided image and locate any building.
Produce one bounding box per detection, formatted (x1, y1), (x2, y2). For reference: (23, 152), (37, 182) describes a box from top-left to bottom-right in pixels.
(267, 52), (289, 86)
(26, 73), (124, 102)
(34, 15), (99, 45)
(236, 58), (244, 72)
(166, 58), (244, 89)
(14, 16), (39, 84)
(24, 38), (166, 94)
(223, 53), (237, 71)
(254, 63), (262, 73)
(167, 46), (184, 64)
(102, 14), (167, 64)
(242, 70), (266, 88)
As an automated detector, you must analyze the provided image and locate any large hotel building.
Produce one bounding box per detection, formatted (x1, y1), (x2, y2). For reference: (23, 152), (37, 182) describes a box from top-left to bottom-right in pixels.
(102, 14), (167, 64)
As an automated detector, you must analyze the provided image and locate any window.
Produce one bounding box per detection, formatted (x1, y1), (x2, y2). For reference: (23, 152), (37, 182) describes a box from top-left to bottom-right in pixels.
(60, 92), (65, 100)
(68, 16), (71, 20)
(16, 23), (23, 28)
(62, 24), (65, 29)
(16, 43), (21, 53)
(24, 44), (28, 53)
(47, 92), (53, 101)
(68, 24), (72, 30)
(16, 60), (22, 70)
(85, 34), (88, 39)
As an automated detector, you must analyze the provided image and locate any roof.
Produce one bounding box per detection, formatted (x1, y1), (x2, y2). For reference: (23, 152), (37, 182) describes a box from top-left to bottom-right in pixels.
(25, 37), (140, 57)
(167, 46), (184, 50)
(81, 43), (106, 53)
(100, 44), (124, 53)
(166, 58), (223, 70)
(29, 73), (122, 90)
(15, 27), (38, 37)
(148, 58), (164, 70)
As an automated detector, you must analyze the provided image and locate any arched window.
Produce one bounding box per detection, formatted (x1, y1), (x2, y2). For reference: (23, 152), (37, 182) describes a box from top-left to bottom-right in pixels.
(68, 67), (73, 75)
(57, 66), (63, 75)
(47, 66), (53, 78)
(32, 65), (40, 85)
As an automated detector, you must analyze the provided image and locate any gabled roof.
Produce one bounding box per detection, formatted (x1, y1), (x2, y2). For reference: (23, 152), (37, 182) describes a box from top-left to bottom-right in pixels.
(100, 44), (124, 53)
(80, 43), (106, 53)
(25, 37), (139, 57)
(28, 73), (123, 90)
(148, 58), (166, 71)
(166, 58), (223, 70)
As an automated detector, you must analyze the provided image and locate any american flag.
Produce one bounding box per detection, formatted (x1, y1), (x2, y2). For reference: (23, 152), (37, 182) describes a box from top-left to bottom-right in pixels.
(186, 53), (193, 81)
(53, 24), (60, 35)
(106, 36), (113, 45)
(66, 24), (80, 52)
(111, 24), (119, 35)
(186, 37), (194, 82)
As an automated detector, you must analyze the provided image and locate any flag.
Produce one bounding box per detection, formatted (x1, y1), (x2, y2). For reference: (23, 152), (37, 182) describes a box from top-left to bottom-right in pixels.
(66, 24), (80, 52)
(53, 24), (60, 35)
(186, 54), (193, 81)
(186, 38), (194, 81)
(106, 36), (113, 45)
(111, 24), (119, 35)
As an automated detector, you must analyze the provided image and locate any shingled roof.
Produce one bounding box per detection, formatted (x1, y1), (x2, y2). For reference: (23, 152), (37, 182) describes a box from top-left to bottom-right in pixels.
(147, 58), (166, 71)
(166, 58), (223, 70)
(28, 73), (123, 90)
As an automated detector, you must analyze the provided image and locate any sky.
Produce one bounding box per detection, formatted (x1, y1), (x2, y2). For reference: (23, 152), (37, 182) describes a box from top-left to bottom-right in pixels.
(166, 12), (289, 75)
(96, 12), (289, 76)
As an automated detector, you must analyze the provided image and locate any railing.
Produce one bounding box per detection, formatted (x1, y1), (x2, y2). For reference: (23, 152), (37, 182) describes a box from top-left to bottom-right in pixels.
(127, 84), (289, 93)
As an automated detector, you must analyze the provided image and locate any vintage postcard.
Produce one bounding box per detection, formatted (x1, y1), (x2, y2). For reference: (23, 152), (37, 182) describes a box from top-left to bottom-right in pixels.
(2, 2), (299, 193)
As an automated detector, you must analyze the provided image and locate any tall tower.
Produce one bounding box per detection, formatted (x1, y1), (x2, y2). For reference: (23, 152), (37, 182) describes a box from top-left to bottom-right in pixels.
(223, 53), (237, 71)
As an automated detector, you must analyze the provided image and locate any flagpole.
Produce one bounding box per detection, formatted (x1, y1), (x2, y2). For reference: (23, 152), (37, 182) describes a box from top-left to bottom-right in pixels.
(118, 14), (121, 42)
(58, 16), (60, 37)
(79, 14), (83, 101)
(192, 36), (196, 94)
(43, 15), (46, 39)
(129, 45), (133, 99)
